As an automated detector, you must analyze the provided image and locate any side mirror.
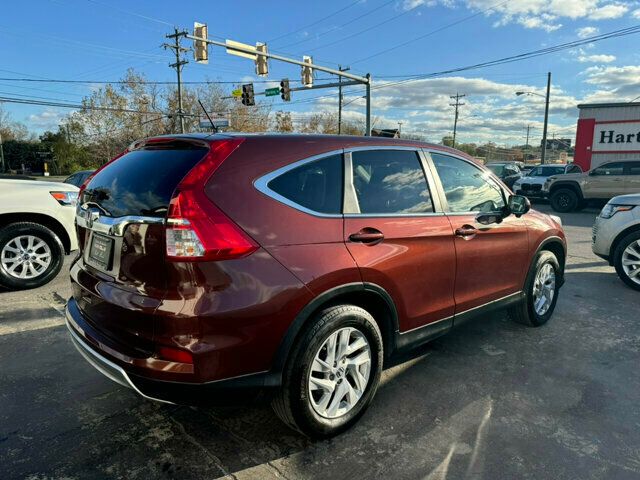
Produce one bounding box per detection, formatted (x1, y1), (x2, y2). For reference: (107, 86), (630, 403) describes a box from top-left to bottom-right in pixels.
(508, 194), (530, 217)
(476, 212), (504, 225)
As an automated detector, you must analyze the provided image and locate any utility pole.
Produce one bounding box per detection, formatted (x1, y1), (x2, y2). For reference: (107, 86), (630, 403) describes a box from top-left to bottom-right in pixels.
(450, 92), (465, 148)
(338, 65), (350, 135)
(540, 71), (551, 165)
(163, 28), (189, 134)
(397, 121), (403, 138)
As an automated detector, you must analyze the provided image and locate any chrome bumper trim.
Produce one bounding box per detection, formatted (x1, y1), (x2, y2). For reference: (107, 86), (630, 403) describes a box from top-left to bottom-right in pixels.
(65, 309), (174, 405)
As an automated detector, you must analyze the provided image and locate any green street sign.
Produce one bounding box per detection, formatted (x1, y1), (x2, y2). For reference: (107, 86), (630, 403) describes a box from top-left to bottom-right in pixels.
(265, 87), (280, 97)
(231, 89), (242, 97)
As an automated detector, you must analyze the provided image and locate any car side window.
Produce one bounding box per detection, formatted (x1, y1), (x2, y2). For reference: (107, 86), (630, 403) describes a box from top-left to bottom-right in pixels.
(351, 150), (433, 214)
(625, 162), (640, 175)
(268, 154), (343, 214)
(593, 162), (624, 175)
(431, 152), (506, 213)
(568, 165), (582, 173)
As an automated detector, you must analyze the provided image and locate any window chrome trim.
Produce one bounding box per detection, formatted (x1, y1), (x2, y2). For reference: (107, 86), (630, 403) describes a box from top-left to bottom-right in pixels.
(253, 149), (345, 219)
(76, 204), (165, 236)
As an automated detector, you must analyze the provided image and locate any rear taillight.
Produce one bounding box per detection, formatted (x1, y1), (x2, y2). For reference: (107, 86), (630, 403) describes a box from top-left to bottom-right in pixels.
(165, 138), (257, 262)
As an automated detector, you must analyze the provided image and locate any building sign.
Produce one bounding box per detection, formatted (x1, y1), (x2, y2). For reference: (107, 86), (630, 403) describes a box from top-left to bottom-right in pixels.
(593, 121), (640, 152)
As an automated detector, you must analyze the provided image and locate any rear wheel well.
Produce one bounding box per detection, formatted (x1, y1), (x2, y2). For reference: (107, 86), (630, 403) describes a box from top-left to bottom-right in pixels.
(0, 213), (72, 254)
(318, 290), (396, 362)
(610, 224), (640, 262)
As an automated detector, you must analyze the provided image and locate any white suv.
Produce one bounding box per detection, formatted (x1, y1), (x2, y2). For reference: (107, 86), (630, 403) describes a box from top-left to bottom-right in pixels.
(592, 194), (640, 291)
(0, 179), (79, 289)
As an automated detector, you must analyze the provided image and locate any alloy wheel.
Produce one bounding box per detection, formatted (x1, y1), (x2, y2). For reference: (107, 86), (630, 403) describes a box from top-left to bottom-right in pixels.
(308, 327), (371, 419)
(533, 263), (556, 316)
(0, 235), (52, 280)
(622, 240), (640, 286)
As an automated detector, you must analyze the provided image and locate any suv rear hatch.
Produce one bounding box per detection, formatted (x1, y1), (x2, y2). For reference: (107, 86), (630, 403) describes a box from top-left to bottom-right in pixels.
(71, 137), (249, 362)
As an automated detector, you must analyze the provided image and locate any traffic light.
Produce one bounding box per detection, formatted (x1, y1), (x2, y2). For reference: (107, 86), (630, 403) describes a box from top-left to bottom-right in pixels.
(301, 55), (313, 87)
(241, 83), (255, 106)
(193, 22), (208, 64)
(255, 42), (268, 77)
(280, 78), (290, 101)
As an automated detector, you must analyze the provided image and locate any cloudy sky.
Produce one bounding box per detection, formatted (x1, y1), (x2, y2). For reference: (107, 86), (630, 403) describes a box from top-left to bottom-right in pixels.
(1, 0), (639, 145)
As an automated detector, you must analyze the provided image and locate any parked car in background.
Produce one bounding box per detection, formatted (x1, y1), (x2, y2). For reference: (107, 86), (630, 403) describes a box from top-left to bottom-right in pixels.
(485, 162), (522, 189)
(513, 163), (583, 199)
(592, 193), (640, 291)
(64, 170), (93, 187)
(544, 161), (640, 212)
(65, 133), (566, 438)
(0, 179), (78, 289)
(521, 164), (538, 175)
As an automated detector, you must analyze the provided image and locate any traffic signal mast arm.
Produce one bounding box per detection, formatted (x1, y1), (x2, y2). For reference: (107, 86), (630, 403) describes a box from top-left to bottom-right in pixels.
(185, 32), (370, 84)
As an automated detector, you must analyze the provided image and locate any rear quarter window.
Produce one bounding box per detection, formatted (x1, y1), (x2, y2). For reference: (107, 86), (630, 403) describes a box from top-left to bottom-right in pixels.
(267, 154), (344, 215)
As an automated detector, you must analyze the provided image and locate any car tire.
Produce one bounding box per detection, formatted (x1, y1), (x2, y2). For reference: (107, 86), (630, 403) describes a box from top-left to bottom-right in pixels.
(613, 231), (640, 292)
(550, 188), (578, 212)
(272, 304), (383, 438)
(509, 251), (561, 327)
(0, 222), (65, 290)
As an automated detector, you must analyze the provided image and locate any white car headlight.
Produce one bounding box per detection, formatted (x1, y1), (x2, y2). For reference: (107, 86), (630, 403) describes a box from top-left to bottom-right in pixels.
(599, 204), (635, 219)
(50, 191), (78, 206)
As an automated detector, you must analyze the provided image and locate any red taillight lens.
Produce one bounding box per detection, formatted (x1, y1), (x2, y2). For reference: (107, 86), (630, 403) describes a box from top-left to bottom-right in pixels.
(157, 346), (193, 364)
(165, 138), (258, 262)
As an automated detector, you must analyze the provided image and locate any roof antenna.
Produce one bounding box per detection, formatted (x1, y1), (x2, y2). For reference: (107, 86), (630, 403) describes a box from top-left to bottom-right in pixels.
(198, 98), (217, 133)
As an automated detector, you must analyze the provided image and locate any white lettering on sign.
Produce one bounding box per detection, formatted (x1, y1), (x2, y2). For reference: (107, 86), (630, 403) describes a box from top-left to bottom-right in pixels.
(593, 122), (640, 152)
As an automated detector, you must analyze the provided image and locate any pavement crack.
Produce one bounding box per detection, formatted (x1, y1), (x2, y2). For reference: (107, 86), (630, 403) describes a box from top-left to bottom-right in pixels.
(168, 416), (231, 478)
(267, 460), (290, 479)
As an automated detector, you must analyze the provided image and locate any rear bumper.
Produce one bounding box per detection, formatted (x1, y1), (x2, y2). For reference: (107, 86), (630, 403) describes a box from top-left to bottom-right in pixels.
(65, 298), (271, 405)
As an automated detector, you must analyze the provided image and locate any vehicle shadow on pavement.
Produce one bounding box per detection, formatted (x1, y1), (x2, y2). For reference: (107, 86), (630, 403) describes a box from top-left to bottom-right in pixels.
(3, 269), (639, 479)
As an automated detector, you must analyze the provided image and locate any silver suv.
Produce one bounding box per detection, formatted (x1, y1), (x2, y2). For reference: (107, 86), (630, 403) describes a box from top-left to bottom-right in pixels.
(592, 194), (640, 291)
(544, 161), (640, 213)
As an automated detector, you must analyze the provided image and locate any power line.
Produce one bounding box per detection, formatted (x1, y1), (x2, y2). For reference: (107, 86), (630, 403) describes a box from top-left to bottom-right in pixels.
(280, 0), (396, 50)
(350, 0), (509, 65)
(297, 0), (424, 54)
(269, 0), (363, 44)
(0, 95), (164, 114)
(84, 0), (173, 27)
(0, 77), (299, 85)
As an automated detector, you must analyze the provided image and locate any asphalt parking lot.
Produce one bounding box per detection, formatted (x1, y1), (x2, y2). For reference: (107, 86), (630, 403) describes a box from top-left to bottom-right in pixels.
(1, 204), (639, 480)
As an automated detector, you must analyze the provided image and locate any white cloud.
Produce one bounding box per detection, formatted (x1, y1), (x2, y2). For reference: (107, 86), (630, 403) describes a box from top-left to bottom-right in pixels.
(577, 53), (616, 63)
(27, 109), (67, 130)
(633, 9), (640, 19)
(576, 26), (599, 38)
(416, 1), (634, 32)
(590, 3), (628, 19)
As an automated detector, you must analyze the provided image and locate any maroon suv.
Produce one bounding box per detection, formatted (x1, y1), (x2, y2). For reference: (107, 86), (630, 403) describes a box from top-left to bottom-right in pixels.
(66, 134), (566, 437)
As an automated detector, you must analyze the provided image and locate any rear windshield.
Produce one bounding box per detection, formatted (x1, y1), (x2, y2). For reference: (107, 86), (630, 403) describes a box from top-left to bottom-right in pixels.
(82, 144), (207, 217)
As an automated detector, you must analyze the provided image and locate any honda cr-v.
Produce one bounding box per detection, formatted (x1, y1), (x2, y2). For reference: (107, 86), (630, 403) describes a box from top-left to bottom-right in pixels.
(66, 134), (566, 437)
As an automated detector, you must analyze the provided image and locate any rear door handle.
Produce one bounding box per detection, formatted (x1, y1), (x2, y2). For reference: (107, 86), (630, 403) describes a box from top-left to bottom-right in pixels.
(349, 228), (384, 245)
(455, 225), (478, 237)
